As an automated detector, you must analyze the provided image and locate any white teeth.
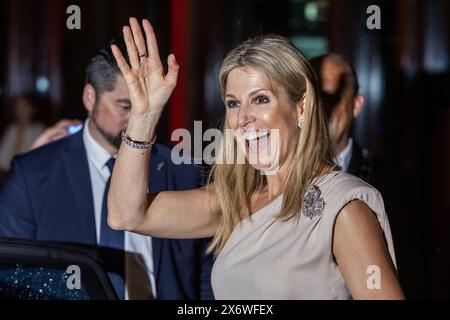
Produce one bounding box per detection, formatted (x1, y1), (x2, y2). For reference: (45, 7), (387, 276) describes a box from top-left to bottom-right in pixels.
(244, 130), (270, 141)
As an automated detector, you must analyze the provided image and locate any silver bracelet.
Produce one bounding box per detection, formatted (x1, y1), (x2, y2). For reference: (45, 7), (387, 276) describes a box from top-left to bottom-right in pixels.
(121, 128), (156, 149)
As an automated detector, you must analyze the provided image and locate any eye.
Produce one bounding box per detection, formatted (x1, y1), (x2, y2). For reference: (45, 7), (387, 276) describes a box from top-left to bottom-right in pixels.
(253, 95), (269, 104)
(117, 104), (131, 111)
(226, 100), (240, 109)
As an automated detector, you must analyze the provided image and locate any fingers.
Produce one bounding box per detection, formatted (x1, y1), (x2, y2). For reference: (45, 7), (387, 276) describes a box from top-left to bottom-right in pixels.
(111, 44), (132, 78)
(116, 18), (177, 93)
(129, 17), (148, 58)
(165, 54), (179, 87)
(54, 119), (82, 129)
(48, 128), (70, 141)
(123, 26), (140, 69)
(142, 19), (162, 69)
(29, 127), (69, 151)
(30, 119), (83, 151)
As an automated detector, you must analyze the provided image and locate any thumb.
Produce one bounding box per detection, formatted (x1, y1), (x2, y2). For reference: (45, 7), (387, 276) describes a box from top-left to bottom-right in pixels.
(165, 54), (179, 87)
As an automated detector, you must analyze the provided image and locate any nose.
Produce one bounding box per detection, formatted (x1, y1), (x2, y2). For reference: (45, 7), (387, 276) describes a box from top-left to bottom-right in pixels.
(237, 102), (255, 128)
(125, 109), (131, 121)
(321, 90), (342, 120)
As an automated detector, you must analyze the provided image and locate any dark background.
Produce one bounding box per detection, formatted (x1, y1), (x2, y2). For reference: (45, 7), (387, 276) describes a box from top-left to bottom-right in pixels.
(0, 0), (449, 299)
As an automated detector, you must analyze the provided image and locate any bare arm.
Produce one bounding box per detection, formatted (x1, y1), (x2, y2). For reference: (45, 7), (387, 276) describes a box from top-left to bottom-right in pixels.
(108, 18), (220, 239)
(333, 200), (405, 300)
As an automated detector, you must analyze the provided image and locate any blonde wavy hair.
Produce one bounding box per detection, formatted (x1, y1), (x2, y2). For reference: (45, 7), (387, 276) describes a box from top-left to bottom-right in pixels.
(207, 34), (335, 255)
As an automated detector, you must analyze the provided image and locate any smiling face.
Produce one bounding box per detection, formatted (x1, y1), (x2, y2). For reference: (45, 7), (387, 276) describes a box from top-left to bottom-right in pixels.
(210, 35), (337, 255)
(224, 67), (302, 171)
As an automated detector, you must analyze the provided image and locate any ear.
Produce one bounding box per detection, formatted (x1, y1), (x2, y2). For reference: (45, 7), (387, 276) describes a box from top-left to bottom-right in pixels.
(296, 94), (306, 120)
(352, 93), (365, 118)
(82, 84), (97, 114)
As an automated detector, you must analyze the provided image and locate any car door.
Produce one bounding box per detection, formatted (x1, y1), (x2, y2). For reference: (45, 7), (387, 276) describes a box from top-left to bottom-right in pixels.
(0, 237), (117, 300)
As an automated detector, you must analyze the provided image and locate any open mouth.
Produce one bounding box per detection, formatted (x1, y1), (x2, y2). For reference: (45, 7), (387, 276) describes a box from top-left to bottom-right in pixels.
(244, 130), (271, 154)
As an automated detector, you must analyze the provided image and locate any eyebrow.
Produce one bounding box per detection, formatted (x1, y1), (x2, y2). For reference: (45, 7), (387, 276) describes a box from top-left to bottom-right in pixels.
(225, 89), (270, 99)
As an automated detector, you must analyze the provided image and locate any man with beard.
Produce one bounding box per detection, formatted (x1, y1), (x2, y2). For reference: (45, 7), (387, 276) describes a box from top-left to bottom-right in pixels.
(0, 38), (214, 300)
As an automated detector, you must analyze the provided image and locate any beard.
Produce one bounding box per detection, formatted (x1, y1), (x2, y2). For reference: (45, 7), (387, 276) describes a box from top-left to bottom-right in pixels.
(90, 105), (122, 149)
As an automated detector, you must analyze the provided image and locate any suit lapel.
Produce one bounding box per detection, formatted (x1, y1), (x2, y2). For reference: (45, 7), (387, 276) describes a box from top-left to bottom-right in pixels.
(152, 237), (163, 292)
(61, 132), (96, 244)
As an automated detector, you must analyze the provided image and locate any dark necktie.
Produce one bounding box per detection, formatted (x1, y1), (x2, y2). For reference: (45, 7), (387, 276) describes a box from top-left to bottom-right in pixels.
(99, 157), (125, 299)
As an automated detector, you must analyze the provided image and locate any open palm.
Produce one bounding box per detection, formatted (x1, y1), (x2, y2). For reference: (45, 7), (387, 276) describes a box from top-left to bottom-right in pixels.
(111, 18), (179, 117)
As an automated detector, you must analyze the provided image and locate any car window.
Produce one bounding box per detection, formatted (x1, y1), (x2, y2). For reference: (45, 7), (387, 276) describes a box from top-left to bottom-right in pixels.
(0, 238), (117, 300)
(0, 263), (89, 300)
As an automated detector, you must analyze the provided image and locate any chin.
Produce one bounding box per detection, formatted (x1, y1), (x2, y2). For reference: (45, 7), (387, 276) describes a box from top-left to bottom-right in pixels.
(249, 162), (267, 171)
(248, 157), (280, 174)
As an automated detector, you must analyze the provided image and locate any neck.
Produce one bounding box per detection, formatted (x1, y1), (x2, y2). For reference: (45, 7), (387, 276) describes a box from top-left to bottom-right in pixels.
(87, 120), (118, 156)
(263, 154), (294, 200)
(335, 132), (350, 155)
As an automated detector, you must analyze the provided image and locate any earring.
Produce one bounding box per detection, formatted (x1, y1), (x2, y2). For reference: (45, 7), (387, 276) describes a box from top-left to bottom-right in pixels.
(297, 118), (304, 129)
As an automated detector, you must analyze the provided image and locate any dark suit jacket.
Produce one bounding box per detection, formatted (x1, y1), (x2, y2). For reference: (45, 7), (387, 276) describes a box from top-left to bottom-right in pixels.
(0, 130), (214, 300)
(347, 141), (373, 183)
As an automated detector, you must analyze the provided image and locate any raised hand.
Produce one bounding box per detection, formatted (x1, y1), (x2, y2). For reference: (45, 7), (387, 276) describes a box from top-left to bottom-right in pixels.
(111, 18), (179, 118)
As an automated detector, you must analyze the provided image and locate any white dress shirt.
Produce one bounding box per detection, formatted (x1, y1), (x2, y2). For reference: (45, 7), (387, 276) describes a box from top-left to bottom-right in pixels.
(82, 120), (156, 299)
(336, 138), (353, 173)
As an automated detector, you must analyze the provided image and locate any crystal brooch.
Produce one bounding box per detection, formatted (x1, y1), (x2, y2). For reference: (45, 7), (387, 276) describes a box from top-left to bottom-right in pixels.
(302, 185), (325, 219)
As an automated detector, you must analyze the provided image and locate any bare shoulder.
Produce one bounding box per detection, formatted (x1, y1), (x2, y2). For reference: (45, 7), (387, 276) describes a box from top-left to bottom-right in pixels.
(321, 171), (387, 224)
(335, 200), (381, 234)
(332, 200), (404, 299)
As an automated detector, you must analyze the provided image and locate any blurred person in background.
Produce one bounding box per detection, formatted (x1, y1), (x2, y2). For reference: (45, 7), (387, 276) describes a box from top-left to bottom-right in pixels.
(310, 54), (372, 182)
(0, 94), (44, 176)
(0, 36), (214, 300)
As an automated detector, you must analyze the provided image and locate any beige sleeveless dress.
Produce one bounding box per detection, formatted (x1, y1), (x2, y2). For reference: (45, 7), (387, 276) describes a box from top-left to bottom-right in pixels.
(211, 171), (396, 300)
